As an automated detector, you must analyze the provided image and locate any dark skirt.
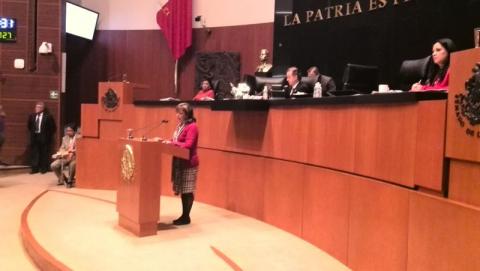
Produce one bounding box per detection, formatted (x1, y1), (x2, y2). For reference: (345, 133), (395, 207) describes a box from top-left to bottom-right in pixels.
(172, 158), (198, 195)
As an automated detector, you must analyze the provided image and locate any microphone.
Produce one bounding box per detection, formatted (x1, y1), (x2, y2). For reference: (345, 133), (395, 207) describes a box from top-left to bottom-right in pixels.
(126, 119), (169, 141)
(107, 73), (129, 83)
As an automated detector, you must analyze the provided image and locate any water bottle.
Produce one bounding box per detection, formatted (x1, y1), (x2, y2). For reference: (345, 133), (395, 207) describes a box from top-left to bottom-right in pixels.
(262, 85), (269, 100)
(313, 82), (322, 98)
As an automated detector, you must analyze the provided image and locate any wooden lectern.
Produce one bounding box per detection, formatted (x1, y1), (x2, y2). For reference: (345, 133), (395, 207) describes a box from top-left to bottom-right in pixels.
(117, 138), (189, 237)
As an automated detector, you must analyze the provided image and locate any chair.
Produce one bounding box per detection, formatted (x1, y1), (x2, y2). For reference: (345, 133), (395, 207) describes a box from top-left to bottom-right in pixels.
(210, 79), (222, 100)
(271, 65), (289, 77)
(398, 55), (432, 90)
(243, 74), (286, 96)
(341, 63), (379, 94)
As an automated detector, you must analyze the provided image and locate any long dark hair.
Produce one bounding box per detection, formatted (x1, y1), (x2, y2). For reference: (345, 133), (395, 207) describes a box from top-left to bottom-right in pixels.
(176, 102), (196, 124)
(426, 38), (456, 85)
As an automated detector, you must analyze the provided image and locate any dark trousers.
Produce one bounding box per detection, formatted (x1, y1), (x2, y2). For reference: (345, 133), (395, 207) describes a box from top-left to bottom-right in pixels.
(30, 133), (50, 172)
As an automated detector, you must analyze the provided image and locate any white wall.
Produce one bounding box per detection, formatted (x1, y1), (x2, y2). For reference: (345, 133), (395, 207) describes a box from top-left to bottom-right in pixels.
(79, 0), (274, 30)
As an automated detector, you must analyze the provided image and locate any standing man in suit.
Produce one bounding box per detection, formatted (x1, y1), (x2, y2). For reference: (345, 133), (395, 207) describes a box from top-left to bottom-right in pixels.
(27, 101), (56, 174)
(307, 66), (336, 95)
(284, 66), (312, 98)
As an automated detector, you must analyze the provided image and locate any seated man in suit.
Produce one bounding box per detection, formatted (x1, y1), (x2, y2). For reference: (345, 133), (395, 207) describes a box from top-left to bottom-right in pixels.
(50, 123), (77, 188)
(307, 66), (336, 94)
(284, 67), (312, 98)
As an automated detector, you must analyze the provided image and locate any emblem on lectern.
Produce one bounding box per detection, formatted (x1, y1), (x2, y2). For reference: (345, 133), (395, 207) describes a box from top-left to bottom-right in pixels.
(102, 88), (120, 112)
(454, 63), (480, 138)
(121, 144), (135, 184)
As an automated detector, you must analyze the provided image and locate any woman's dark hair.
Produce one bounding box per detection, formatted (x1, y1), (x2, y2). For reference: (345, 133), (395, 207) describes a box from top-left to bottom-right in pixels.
(426, 38), (456, 85)
(64, 123), (77, 131)
(200, 78), (212, 89)
(176, 103), (196, 123)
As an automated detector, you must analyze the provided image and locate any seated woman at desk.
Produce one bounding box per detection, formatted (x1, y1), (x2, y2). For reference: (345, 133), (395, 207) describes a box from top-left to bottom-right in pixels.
(411, 38), (456, 92)
(193, 79), (215, 101)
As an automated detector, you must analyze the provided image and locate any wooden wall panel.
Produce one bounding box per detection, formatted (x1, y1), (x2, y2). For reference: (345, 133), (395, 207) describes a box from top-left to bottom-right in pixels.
(226, 153), (265, 220)
(408, 192), (480, 271)
(2, 75), (59, 99)
(307, 106), (356, 171)
(414, 100), (447, 190)
(347, 178), (409, 271)
(98, 120), (122, 140)
(0, 0), (62, 165)
(354, 104), (417, 187)
(195, 149), (229, 209)
(263, 159), (304, 236)
(302, 166), (350, 263)
(3, 123), (29, 149)
(449, 159), (480, 207)
(264, 107), (310, 163)
(159, 153), (175, 197)
(36, 3), (60, 28)
(75, 138), (120, 189)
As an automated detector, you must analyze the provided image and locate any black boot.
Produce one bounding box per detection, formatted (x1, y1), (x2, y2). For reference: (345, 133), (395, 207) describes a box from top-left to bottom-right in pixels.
(173, 193), (194, 225)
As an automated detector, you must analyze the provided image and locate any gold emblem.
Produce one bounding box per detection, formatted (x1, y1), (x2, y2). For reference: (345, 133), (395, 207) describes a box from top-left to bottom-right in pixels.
(121, 144), (135, 184)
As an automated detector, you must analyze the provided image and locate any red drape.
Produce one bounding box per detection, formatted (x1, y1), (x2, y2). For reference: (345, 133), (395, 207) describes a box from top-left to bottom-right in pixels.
(156, 0), (192, 60)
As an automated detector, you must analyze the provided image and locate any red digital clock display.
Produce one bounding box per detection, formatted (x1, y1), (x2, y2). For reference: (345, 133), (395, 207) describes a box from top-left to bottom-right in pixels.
(0, 17), (16, 42)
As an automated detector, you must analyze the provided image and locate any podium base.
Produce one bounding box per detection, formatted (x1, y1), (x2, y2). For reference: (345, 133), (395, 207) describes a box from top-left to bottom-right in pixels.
(118, 215), (157, 237)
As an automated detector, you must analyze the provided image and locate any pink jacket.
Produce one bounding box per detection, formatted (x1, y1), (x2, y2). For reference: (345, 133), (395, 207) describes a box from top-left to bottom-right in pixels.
(173, 122), (199, 168)
(421, 69), (449, 91)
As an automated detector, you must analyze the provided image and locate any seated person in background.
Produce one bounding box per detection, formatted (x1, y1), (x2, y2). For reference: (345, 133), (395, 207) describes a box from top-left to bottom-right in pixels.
(193, 79), (215, 101)
(307, 66), (336, 94)
(411, 38), (456, 92)
(50, 123), (77, 187)
(255, 49), (273, 77)
(284, 67), (312, 98)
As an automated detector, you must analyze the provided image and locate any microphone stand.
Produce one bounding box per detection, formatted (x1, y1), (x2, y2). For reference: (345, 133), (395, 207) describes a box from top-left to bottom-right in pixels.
(126, 120), (169, 141)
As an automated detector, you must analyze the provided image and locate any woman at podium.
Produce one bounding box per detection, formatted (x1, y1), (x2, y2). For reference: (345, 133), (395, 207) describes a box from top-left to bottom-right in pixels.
(411, 38), (456, 92)
(164, 103), (199, 225)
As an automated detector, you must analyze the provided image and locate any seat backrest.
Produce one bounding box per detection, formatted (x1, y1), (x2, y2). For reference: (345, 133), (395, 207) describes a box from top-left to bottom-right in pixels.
(342, 63), (379, 94)
(243, 74), (286, 95)
(300, 76), (315, 93)
(271, 65), (289, 77)
(398, 55), (432, 88)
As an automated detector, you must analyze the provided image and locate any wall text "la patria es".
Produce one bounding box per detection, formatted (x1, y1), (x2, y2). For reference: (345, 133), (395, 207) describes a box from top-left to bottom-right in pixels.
(284, 0), (412, 26)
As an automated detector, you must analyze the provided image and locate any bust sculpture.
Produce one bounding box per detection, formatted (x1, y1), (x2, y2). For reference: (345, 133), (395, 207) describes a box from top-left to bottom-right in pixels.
(255, 49), (273, 75)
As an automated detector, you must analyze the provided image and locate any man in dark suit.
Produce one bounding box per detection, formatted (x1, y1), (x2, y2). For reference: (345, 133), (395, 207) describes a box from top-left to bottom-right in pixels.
(284, 66), (312, 98)
(27, 101), (56, 174)
(307, 66), (336, 95)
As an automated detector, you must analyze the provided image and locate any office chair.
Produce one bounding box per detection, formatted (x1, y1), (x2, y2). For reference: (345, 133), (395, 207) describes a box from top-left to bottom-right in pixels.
(398, 55), (432, 90)
(342, 63), (379, 94)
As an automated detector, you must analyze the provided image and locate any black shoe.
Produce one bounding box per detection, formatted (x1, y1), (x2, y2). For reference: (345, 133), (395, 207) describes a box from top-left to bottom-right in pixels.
(173, 216), (191, 225)
(66, 183), (73, 189)
(30, 170), (39, 174)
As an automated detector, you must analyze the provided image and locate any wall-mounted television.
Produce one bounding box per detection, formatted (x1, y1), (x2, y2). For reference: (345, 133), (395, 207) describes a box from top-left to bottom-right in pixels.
(0, 17), (16, 42)
(66, 2), (99, 40)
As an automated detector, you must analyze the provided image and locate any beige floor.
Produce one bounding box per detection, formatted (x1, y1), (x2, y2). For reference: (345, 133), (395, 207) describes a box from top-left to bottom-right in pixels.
(2, 173), (350, 271)
(0, 173), (55, 271)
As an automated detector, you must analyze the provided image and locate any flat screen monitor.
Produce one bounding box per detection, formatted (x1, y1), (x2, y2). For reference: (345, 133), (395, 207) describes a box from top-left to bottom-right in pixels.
(66, 2), (99, 40)
(342, 64), (379, 94)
